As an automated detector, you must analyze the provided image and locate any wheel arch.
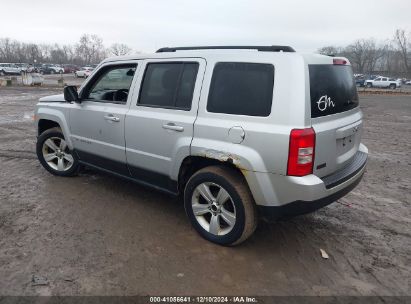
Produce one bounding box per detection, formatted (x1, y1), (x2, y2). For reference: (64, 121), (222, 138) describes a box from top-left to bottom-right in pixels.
(38, 119), (61, 136)
(178, 155), (249, 193)
(36, 108), (73, 149)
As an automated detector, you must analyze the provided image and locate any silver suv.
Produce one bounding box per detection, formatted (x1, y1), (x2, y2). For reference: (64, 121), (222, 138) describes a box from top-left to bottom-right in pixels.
(35, 46), (368, 245)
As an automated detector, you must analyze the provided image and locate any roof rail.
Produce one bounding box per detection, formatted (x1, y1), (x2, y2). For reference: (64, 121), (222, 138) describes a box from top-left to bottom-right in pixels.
(156, 45), (296, 53)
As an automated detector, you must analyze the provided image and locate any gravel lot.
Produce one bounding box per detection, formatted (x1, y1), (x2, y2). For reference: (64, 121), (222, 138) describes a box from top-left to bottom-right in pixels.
(0, 86), (410, 297)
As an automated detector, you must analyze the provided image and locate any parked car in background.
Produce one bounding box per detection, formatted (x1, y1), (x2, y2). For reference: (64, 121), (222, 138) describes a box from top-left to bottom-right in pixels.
(63, 64), (80, 73)
(74, 67), (94, 78)
(14, 63), (29, 73)
(405, 80), (411, 85)
(39, 64), (64, 75)
(355, 76), (366, 87)
(365, 77), (401, 89)
(0, 63), (22, 76)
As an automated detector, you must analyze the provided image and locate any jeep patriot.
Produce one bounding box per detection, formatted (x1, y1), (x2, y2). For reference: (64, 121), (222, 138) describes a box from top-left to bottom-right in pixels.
(35, 45), (368, 245)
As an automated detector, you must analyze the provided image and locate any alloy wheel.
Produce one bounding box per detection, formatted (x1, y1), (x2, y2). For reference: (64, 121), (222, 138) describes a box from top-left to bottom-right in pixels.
(41, 137), (74, 172)
(191, 182), (236, 236)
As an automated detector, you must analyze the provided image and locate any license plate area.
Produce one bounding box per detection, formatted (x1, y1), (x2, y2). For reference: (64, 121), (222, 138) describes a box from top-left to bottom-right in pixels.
(337, 134), (355, 154)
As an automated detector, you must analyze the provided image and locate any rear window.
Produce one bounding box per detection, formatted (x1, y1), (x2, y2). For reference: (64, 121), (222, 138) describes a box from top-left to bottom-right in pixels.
(309, 65), (358, 118)
(207, 62), (274, 117)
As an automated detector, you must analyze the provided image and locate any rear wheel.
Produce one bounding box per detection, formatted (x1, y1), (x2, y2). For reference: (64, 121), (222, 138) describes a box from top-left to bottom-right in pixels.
(389, 84), (396, 90)
(0, 70), (5, 76)
(50, 70), (55, 74)
(36, 128), (80, 177)
(184, 166), (257, 246)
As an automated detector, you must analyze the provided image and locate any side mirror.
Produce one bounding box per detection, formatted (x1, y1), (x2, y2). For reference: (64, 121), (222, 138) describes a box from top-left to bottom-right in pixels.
(64, 85), (80, 103)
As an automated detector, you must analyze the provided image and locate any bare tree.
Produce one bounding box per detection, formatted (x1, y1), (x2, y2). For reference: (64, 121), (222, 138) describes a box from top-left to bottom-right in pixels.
(0, 38), (13, 62)
(317, 46), (343, 56)
(109, 43), (132, 56)
(394, 29), (410, 74)
(75, 34), (105, 65)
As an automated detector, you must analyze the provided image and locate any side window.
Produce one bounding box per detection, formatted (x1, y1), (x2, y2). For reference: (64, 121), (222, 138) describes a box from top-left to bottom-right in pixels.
(83, 64), (137, 104)
(138, 62), (199, 110)
(375, 78), (381, 81)
(207, 62), (274, 117)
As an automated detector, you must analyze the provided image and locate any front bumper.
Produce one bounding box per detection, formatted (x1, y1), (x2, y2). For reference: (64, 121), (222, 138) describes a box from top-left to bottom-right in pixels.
(245, 144), (368, 219)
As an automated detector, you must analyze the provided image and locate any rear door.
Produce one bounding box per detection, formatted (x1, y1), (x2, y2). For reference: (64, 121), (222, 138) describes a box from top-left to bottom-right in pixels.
(125, 58), (206, 192)
(308, 61), (363, 178)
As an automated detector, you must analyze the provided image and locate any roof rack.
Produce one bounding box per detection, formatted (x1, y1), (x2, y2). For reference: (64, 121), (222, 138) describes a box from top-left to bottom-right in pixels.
(156, 45), (295, 53)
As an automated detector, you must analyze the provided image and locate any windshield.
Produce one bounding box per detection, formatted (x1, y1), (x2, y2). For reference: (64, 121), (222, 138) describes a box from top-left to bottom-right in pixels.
(309, 64), (359, 118)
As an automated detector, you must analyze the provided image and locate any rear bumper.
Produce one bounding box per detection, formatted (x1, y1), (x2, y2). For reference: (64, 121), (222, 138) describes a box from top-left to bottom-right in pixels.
(245, 144), (368, 219)
(258, 171), (363, 220)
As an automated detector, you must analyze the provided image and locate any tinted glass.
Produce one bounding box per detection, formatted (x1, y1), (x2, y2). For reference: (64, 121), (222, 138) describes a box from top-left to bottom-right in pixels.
(207, 62), (274, 116)
(86, 65), (136, 103)
(309, 64), (359, 118)
(138, 62), (199, 110)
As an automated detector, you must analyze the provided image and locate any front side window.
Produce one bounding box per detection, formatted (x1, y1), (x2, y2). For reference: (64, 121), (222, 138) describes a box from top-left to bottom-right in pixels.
(207, 62), (274, 117)
(84, 64), (137, 103)
(138, 62), (199, 110)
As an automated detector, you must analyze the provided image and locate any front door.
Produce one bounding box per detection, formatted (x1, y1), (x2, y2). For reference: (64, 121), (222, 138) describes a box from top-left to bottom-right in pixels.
(70, 62), (138, 175)
(125, 59), (206, 192)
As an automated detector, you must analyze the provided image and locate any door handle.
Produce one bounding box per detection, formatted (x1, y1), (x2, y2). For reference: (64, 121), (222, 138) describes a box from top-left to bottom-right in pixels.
(104, 114), (120, 122)
(162, 123), (184, 132)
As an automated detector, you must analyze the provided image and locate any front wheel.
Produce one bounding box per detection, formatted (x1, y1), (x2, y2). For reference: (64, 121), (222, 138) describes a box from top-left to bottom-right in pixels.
(184, 166), (257, 246)
(36, 128), (80, 177)
(389, 84), (396, 90)
(366, 83), (372, 88)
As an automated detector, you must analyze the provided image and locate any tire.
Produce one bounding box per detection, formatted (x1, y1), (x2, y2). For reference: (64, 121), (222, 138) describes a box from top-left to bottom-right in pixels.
(0, 70), (5, 76)
(366, 83), (372, 88)
(184, 166), (257, 246)
(36, 128), (80, 177)
(389, 84), (396, 90)
(74, 72), (78, 78)
(50, 70), (55, 74)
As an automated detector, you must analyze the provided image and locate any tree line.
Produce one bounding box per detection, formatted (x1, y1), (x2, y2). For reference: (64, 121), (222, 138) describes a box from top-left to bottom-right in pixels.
(1, 29), (410, 77)
(318, 29), (411, 78)
(0, 34), (134, 66)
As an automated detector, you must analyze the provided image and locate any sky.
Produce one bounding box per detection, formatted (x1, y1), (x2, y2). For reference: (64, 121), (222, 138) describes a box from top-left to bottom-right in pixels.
(1, 0), (410, 53)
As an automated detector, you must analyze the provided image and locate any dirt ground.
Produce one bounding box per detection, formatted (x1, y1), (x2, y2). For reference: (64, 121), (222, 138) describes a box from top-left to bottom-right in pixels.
(0, 86), (410, 297)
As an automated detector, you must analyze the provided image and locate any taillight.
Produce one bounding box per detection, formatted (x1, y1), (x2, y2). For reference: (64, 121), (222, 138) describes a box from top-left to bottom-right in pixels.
(287, 128), (316, 176)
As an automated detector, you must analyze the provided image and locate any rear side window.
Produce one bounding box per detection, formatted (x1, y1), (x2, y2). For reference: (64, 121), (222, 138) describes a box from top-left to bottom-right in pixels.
(138, 62), (199, 110)
(207, 62), (274, 116)
(309, 65), (359, 118)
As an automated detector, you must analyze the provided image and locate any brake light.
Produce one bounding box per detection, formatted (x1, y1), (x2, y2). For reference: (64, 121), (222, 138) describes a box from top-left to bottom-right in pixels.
(333, 58), (347, 65)
(287, 128), (316, 176)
